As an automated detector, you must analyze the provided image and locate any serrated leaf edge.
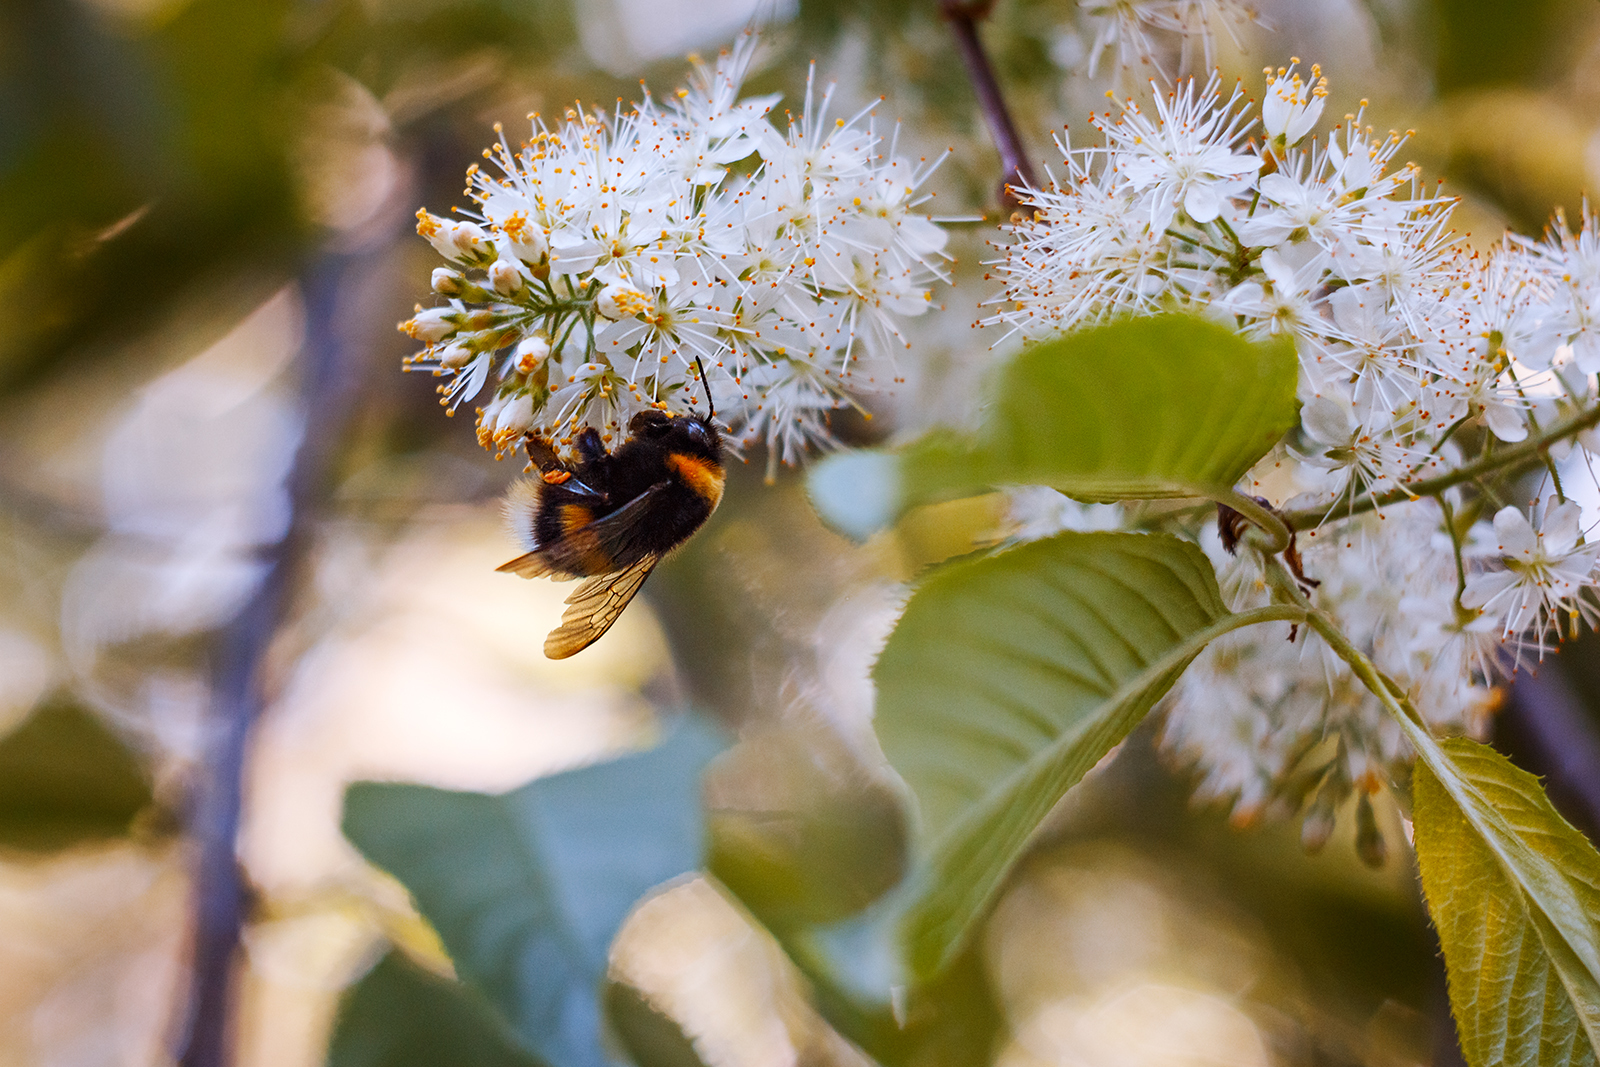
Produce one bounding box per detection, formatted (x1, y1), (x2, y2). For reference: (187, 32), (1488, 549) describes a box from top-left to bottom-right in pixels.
(894, 594), (1302, 977)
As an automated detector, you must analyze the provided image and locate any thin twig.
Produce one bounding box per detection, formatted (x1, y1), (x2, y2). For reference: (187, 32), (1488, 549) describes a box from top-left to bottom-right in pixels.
(940, 0), (1037, 211)
(174, 252), (364, 1067)
(1281, 402), (1600, 531)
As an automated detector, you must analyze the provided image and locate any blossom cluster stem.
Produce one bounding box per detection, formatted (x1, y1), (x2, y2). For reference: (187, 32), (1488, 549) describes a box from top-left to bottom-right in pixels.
(1265, 557), (1431, 739)
(1263, 557), (1475, 793)
(1215, 489), (1291, 553)
(940, 0), (1037, 209)
(1282, 402), (1600, 532)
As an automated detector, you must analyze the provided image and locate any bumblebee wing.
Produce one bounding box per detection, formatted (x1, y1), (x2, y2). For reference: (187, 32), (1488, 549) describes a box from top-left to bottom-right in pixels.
(495, 551), (579, 581)
(543, 553), (660, 659)
(498, 481), (669, 579)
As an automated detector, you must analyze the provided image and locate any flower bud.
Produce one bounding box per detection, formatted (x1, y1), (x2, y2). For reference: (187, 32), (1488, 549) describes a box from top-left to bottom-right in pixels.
(416, 209), (492, 264)
(437, 340), (476, 370)
(597, 281), (652, 320)
(515, 334), (552, 374)
(451, 222), (491, 260)
(432, 267), (465, 295)
(1355, 791), (1387, 868)
(490, 257), (524, 297)
(403, 306), (458, 344)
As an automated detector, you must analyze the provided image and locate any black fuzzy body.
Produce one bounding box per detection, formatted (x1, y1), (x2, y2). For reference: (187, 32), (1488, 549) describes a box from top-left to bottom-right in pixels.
(526, 411), (725, 576)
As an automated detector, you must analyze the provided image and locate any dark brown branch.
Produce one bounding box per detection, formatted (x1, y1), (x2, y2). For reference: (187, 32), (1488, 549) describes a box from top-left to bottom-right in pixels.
(174, 252), (365, 1067)
(1497, 665), (1600, 844)
(940, 0), (1037, 211)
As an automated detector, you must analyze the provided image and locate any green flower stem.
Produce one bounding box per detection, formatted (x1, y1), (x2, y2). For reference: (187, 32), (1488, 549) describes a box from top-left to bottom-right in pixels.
(1282, 401), (1600, 531)
(1263, 558), (1446, 763)
(1215, 489), (1291, 553)
(1439, 497), (1468, 603)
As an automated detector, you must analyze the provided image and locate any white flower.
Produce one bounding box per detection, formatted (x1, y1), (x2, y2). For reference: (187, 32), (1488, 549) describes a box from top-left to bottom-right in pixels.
(733, 356), (851, 479)
(1518, 203), (1600, 373)
(1462, 502), (1600, 658)
(415, 211), (490, 264)
(1296, 389), (1429, 499)
(1325, 213), (1459, 327)
(1095, 72), (1260, 232)
(1218, 247), (1326, 340)
(1006, 487), (1124, 541)
(985, 130), (1174, 341)
(1318, 284), (1425, 424)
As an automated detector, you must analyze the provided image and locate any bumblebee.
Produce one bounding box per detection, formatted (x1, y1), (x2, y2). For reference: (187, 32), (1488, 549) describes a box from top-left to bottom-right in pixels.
(499, 402), (725, 658)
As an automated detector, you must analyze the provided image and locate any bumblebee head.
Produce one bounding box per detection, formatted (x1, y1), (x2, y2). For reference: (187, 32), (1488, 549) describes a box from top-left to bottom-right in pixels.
(628, 408), (723, 462)
(677, 415), (722, 460)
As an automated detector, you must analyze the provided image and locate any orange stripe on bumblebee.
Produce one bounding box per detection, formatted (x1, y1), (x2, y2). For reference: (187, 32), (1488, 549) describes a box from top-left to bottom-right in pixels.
(665, 451), (726, 509)
(558, 503), (614, 573)
(559, 503), (594, 534)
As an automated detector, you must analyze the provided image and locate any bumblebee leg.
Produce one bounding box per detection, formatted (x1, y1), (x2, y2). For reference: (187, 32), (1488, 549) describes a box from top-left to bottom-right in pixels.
(523, 434), (575, 485)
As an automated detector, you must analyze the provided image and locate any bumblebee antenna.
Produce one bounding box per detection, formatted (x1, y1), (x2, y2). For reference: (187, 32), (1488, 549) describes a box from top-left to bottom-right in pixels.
(692, 354), (715, 422)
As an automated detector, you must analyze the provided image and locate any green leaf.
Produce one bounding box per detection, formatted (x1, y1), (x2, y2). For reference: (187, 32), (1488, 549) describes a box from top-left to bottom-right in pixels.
(873, 531), (1290, 980)
(808, 315), (1298, 539)
(327, 952), (549, 1067)
(0, 698), (154, 851)
(342, 715), (726, 1067)
(1413, 737), (1600, 1067)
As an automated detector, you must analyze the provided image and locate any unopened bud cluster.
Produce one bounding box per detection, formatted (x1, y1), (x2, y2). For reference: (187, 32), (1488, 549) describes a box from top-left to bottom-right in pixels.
(400, 35), (951, 472)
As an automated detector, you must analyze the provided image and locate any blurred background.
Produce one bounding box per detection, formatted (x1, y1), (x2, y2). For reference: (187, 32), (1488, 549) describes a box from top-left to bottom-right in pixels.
(4, 0), (1600, 1064)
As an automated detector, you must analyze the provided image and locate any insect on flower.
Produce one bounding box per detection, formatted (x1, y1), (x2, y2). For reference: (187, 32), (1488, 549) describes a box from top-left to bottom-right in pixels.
(498, 357), (725, 658)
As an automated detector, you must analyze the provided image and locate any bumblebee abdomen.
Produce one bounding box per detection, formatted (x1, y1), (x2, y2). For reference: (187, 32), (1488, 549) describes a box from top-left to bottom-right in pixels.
(530, 495), (615, 575)
(640, 480), (717, 552)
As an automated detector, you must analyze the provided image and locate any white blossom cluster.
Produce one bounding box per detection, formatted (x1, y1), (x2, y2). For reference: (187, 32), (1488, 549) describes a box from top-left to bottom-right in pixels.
(989, 64), (1600, 826)
(1164, 503), (1497, 830)
(401, 35), (951, 473)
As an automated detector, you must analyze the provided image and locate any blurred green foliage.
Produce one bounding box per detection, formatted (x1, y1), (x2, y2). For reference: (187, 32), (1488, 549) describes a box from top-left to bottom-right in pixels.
(328, 952), (548, 1067)
(1427, 0), (1593, 91)
(0, 698), (154, 851)
(0, 0), (300, 384)
(340, 716), (724, 1067)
